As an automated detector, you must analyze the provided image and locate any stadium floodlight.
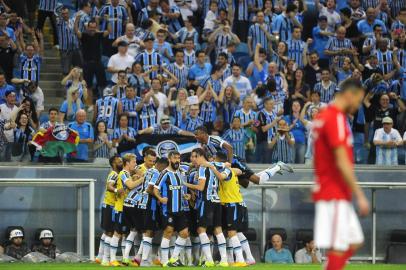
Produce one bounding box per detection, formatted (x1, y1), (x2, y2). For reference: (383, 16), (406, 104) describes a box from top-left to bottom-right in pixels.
(0, 178), (96, 260)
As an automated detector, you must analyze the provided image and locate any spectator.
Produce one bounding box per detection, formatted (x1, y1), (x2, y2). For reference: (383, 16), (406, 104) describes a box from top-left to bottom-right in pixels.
(218, 85), (240, 129)
(160, 0), (183, 34)
(231, 0), (250, 42)
(198, 83), (219, 133)
(11, 112), (35, 162)
(270, 41), (288, 72)
(362, 24), (384, 55)
(197, 65), (224, 96)
(311, 16), (333, 68)
(203, 0), (219, 36)
(300, 102), (319, 164)
(153, 29), (174, 65)
(183, 37), (196, 68)
(121, 85), (141, 130)
(223, 64), (252, 101)
(68, 109), (94, 162)
(208, 20), (240, 56)
(304, 51), (323, 89)
(113, 23), (142, 58)
(59, 87), (85, 122)
(40, 107), (59, 131)
(315, 0), (341, 32)
(22, 81), (44, 118)
(94, 87), (121, 134)
(168, 87), (189, 127)
(137, 0), (160, 27)
(5, 229), (30, 260)
(0, 33), (17, 82)
(313, 69), (337, 104)
(151, 78), (168, 122)
(134, 37), (163, 80)
(189, 50), (212, 86)
(170, 0), (198, 21)
(272, 3), (302, 42)
(75, 19), (108, 100)
(248, 11), (273, 56)
(167, 50), (189, 90)
(288, 68), (309, 107)
(287, 26), (310, 68)
(171, 16), (199, 48)
(36, 0), (58, 47)
(62, 67), (88, 104)
(14, 97), (39, 129)
(136, 89), (159, 130)
(269, 118), (295, 163)
(97, 0), (129, 57)
(247, 45), (269, 89)
(57, 6), (83, 75)
(180, 103), (203, 132)
(324, 26), (355, 69)
(294, 236), (322, 264)
(112, 113), (137, 156)
(107, 41), (134, 84)
(93, 120), (113, 164)
(128, 62), (151, 97)
(373, 116), (403, 165)
(357, 7), (387, 38)
(19, 30), (44, 83)
(234, 96), (257, 129)
(0, 90), (18, 161)
(139, 114), (194, 136)
(264, 234), (294, 264)
(0, 72), (17, 104)
(285, 100), (306, 164)
(74, 1), (91, 34)
(222, 116), (250, 161)
(112, 70), (128, 100)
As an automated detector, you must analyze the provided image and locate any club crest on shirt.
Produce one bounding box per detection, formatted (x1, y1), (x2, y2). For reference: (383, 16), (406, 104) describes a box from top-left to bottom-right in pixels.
(157, 140), (179, 157)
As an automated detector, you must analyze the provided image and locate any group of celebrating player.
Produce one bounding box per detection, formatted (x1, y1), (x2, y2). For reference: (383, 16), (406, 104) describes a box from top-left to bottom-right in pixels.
(95, 126), (293, 267)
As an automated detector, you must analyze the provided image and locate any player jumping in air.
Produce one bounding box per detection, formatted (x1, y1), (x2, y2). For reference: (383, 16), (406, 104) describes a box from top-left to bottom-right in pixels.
(313, 78), (370, 270)
(194, 126), (294, 187)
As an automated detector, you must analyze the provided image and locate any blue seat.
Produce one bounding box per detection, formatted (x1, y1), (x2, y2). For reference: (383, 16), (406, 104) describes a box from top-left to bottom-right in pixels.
(235, 43), (249, 54)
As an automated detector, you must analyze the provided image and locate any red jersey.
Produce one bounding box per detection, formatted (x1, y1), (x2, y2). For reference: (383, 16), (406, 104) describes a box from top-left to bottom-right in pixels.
(312, 105), (353, 202)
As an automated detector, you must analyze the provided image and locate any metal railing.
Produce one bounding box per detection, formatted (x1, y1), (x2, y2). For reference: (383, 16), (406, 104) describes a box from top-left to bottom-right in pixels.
(0, 178), (96, 261)
(251, 181), (406, 264)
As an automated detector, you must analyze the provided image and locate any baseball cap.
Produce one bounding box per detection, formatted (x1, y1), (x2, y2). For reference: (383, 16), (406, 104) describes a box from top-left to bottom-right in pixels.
(143, 36), (155, 42)
(117, 40), (128, 47)
(318, 15), (327, 21)
(160, 115), (170, 124)
(382, 117), (393, 124)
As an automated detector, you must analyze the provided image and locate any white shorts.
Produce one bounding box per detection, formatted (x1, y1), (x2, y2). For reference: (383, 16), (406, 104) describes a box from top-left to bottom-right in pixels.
(314, 200), (364, 251)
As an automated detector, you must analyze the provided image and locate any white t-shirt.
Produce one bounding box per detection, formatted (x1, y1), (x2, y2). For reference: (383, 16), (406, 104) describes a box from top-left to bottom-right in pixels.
(223, 75), (252, 101)
(204, 10), (216, 31)
(107, 53), (134, 83)
(319, 6), (341, 32)
(154, 91), (168, 122)
(0, 104), (17, 142)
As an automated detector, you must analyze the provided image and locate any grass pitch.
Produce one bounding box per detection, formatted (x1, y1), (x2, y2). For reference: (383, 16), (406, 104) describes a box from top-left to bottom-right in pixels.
(0, 263), (404, 270)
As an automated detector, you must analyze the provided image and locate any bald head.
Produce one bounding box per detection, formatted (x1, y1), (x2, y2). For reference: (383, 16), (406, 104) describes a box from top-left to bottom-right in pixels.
(76, 109), (87, 124)
(126, 23), (135, 36)
(271, 234), (283, 251)
(336, 26), (346, 40)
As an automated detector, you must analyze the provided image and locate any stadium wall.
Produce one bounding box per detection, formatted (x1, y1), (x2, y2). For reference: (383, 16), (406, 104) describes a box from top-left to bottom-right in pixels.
(0, 165), (405, 261)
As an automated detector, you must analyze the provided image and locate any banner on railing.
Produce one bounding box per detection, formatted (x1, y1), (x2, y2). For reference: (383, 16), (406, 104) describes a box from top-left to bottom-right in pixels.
(134, 134), (199, 160)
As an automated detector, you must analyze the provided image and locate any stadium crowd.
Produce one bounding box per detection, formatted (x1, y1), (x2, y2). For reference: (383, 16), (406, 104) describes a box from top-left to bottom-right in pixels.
(0, 0), (405, 165)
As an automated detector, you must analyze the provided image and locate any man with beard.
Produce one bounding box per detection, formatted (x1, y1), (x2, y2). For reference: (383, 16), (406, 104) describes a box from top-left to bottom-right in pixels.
(153, 151), (190, 266)
(97, 156), (123, 265)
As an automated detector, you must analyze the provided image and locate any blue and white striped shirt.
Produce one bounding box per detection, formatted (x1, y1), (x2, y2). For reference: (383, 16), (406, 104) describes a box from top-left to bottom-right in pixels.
(138, 101), (158, 130)
(156, 169), (185, 215)
(286, 39), (306, 68)
(233, 0), (249, 21)
(161, 5), (183, 33)
(222, 128), (249, 159)
(272, 13), (293, 42)
(175, 27), (199, 45)
(248, 23), (272, 52)
(271, 132), (294, 163)
(199, 76), (222, 95)
(314, 81), (337, 103)
(39, 0), (57, 12)
(184, 49), (196, 68)
(19, 54), (41, 82)
(376, 50), (394, 75)
(96, 96), (120, 130)
(200, 100), (217, 123)
(57, 18), (79, 51)
(121, 96), (142, 130)
(180, 115), (204, 131)
(98, 4), (128, 39)
(234, 109), (257, 126)
(325, 37), (354, 68)
(134, 50), (163, 79)
(167, 63), (189, 89)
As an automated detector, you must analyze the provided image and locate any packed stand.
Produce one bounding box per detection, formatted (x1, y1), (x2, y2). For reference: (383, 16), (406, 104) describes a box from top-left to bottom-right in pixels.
(0, 0), (405, 165)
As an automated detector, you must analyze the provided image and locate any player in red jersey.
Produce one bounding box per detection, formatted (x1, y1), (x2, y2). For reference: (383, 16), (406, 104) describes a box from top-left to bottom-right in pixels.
(312, 78), (370, 270)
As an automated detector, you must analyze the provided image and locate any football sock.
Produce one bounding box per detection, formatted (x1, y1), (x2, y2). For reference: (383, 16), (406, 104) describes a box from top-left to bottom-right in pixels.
(185, 237), (193, 265)
(172, 236), (187, 260)
(123, 231), (136, 260)
(191, 236), (201, 263)
(238, 232), (255, 262)
(257, 165), (281, 183)
(216, 233), (227, 263)
(102, 236), (111, 263)
(199, 233), (213, 263)
(141, 236), (153, 261)
(134, 234), (141, 257)
(97, 233), (106, 259)
(169, 235), (176, 256)
(230, 235), (244, 263)
(110, 235), (120, 262)
(160, 237), (170, 265)
(226, 238), (234, 264)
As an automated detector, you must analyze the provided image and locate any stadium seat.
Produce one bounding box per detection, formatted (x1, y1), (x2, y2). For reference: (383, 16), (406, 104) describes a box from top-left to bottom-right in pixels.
(235, 43), (249, 54)
(386, 230), (406, 264)
(294, 229), (313, 252)
(245, 228), (257, 241)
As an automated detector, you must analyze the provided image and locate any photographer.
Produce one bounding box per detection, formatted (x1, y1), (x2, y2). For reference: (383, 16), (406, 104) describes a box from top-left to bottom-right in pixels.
(269, 118), (295, 164)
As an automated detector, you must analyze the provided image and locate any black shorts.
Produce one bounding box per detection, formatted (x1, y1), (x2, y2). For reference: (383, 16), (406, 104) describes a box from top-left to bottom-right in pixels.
(140, 208), (158, 231)
(101, 204), (115, 232)
(197, 201), (222, 230)
(238, 204), (249, 233)
(232, 157), (255, 184)
(123, 206), (143, 231)
(113, 211), (128, 234)
(161, 212), (188, 232)
(222, 203), (241, 231)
